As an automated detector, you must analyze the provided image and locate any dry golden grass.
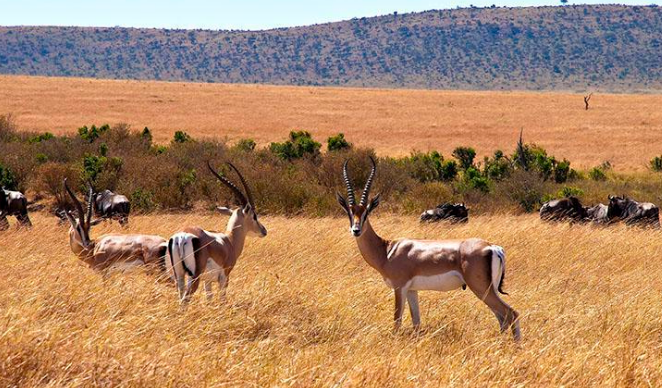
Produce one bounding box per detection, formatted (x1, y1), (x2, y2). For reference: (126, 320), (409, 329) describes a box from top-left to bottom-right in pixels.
(2, 212), (662, 386)
(2, 75), (662, 171)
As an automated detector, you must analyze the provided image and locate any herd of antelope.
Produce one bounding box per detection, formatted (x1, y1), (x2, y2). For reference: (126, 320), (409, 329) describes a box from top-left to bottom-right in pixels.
(2, 159), (521, 340)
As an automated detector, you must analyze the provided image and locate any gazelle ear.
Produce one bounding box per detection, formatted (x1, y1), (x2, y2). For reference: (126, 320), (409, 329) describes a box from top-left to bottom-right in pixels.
(336, 192), (350, 214)
(216, 206), (233, 216)
(368, 193), (381, 213)
(242, 204), (253, 215)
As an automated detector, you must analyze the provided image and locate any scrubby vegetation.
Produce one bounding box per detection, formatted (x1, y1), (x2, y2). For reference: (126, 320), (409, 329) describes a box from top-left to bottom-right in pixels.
(2, 117), (662, 215)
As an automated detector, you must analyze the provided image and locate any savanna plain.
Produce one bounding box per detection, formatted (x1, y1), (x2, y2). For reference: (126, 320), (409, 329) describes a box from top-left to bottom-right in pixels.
(2, 75), (662, 170)
(1, 213), (662, 387)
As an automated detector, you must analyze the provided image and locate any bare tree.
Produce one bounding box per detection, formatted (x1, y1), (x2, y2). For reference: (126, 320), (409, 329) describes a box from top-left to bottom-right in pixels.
(584, 93), (593, 110)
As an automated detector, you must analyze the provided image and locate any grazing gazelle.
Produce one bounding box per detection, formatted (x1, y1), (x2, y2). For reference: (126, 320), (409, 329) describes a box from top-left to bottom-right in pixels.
(337, 158), (521, 340)
(62, 179), (168, 272)
(166, 162), (267, 304)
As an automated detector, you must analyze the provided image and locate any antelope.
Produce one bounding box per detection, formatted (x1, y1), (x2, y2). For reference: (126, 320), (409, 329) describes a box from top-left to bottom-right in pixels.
(0, 187), (32, 230)
(62, 179), (168, 272)
(337, 158), (521, 340)
(166, 162), (267, 304)
(93, 188), (131, 226)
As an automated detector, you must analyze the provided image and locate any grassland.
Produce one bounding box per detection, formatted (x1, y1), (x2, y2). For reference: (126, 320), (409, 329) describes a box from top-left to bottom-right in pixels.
(2, 212), (662, 386)
(2, 75), (662, 171)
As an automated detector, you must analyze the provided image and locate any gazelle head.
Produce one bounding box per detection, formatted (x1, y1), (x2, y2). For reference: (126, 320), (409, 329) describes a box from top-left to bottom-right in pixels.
(336, 157), (381, 237)
(207, 161), (267, 238)
(63, 179), (98, 249)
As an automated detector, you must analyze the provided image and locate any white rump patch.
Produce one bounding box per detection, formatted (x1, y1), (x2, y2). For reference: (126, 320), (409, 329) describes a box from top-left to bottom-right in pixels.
(485, 245), (506, 294)
(407, 271), (465, 292)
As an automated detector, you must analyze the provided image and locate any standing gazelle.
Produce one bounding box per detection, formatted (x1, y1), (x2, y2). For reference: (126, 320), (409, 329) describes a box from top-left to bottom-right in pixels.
(62, 179), (168, 272)
(337, 158), (521, 340)
(166, 162), (267, 304)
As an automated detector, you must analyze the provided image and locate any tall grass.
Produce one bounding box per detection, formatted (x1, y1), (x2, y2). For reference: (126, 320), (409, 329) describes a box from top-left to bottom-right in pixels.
(1, 213), (661, 386)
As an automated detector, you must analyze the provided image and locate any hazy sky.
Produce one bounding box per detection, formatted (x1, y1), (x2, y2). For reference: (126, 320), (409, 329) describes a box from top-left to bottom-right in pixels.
(1, 1), (659, 30)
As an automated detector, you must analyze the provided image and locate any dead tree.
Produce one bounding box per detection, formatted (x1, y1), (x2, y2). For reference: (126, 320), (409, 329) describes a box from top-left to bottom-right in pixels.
(584, 93), (593, 110)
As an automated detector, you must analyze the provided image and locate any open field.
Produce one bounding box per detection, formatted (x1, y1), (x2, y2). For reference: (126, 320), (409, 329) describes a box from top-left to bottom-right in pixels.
(2, 75), (662, 171)
(2, 212), (662, 386)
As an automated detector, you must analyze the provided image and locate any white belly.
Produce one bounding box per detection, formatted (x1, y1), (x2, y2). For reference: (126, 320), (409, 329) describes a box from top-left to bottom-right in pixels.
(407, 271), (465, 292)
(201, 259), (226, 282)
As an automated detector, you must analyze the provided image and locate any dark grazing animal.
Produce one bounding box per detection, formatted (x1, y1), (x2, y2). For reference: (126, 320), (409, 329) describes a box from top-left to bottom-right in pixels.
(607, 195), (660, 227)
(420, 203), (469, 223)
(586, 203), (609, 223)
(539, 196), (588, 222)
(0, 188), (32, 230)
(94, 189), (131, 226)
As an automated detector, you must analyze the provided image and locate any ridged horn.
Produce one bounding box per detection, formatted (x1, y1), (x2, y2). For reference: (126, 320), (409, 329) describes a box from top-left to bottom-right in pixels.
(226, 162), (254, 207)
(63, 178), (86, 230)
(343, 160), (356, 206)
(207, 161), (248, 207)
(359, 156), (377, 207)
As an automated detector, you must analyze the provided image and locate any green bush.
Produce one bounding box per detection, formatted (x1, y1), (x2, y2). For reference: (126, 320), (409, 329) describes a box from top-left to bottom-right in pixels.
(35, 153), (49, 164)
(327, 133), (352, 152)
(78, 124), (109, 142)
(440, 160), (458, 181)
(130, 189), (156, 212)
(589, 166), (607, 181)
(452, 146), (476, 170)
(483, 150), (512, 180)
(463, 167), (491, 193)
(28, 132), (55, 144)
(98, 143), (109, 157)
(234, 138), (257, 152)
(554, 159), (571, 183)
(269, 131), (321, 160)
(173, 131), (192, 144)
(650, 156), (662, 171)
(0, 162), (17, 190)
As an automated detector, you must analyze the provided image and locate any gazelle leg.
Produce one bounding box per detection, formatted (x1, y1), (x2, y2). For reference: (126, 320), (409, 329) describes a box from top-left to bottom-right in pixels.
(466, 278), (520, 341)
(204, 281), (213, 302)
(406, 290), (421, 330)
(182, 277), (201, 304)
(218, 274), (228, 302)
(393, 288), (406, 331)
(176, 276), (186, 302)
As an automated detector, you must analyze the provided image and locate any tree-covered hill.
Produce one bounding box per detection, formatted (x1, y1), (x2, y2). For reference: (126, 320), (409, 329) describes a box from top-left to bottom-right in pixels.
(1, 4), (660, 91)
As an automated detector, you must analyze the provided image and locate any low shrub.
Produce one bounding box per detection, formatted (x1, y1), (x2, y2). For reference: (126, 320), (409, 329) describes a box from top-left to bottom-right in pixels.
(327, 133), (352, 152)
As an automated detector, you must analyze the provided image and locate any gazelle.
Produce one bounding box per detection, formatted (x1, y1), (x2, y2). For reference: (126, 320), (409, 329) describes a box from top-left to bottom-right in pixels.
(166, 162), (267, 303)
(337, 158), (521, 340)
(62, 179), (168, 272)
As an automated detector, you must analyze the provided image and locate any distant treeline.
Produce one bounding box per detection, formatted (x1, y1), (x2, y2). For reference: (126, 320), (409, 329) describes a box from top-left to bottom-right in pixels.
(1, 5), (662, 91)
(2, 114), (662, 216)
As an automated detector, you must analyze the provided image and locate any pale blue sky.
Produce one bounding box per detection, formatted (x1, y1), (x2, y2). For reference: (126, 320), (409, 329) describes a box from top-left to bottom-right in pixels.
(0, 1), (659, 30)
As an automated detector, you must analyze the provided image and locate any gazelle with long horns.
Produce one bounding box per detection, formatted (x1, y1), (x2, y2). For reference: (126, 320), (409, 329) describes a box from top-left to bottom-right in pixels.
(166, 162), (267, 304)
(337, 158), (521, 340)
(62, 179), (168, 272)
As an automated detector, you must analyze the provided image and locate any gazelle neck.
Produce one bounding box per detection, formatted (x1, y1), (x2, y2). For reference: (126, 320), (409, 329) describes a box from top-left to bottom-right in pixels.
(225, 210), (249, 258)
(68, 227), (94, 260)
(355, 219), (388, 271)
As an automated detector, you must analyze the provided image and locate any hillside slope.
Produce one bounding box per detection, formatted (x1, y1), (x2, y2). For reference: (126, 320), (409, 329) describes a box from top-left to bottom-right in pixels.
(1, 5), (661, 91)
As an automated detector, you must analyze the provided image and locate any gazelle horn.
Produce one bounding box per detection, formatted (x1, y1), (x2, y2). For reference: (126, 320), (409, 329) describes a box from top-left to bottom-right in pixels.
(343, 160), (356, 206)
(360, 156), (377, 207)
(207, 161), (248, 207)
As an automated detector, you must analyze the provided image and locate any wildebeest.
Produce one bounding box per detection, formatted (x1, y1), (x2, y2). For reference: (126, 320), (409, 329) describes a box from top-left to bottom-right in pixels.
(539, 196), (588, 222)
(94, 189), (131, 226)
(0, 188), (32, 230)
(586, 203), (609, 223)
(420, 203), (469, 223)
(607, 195), (660, 227)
